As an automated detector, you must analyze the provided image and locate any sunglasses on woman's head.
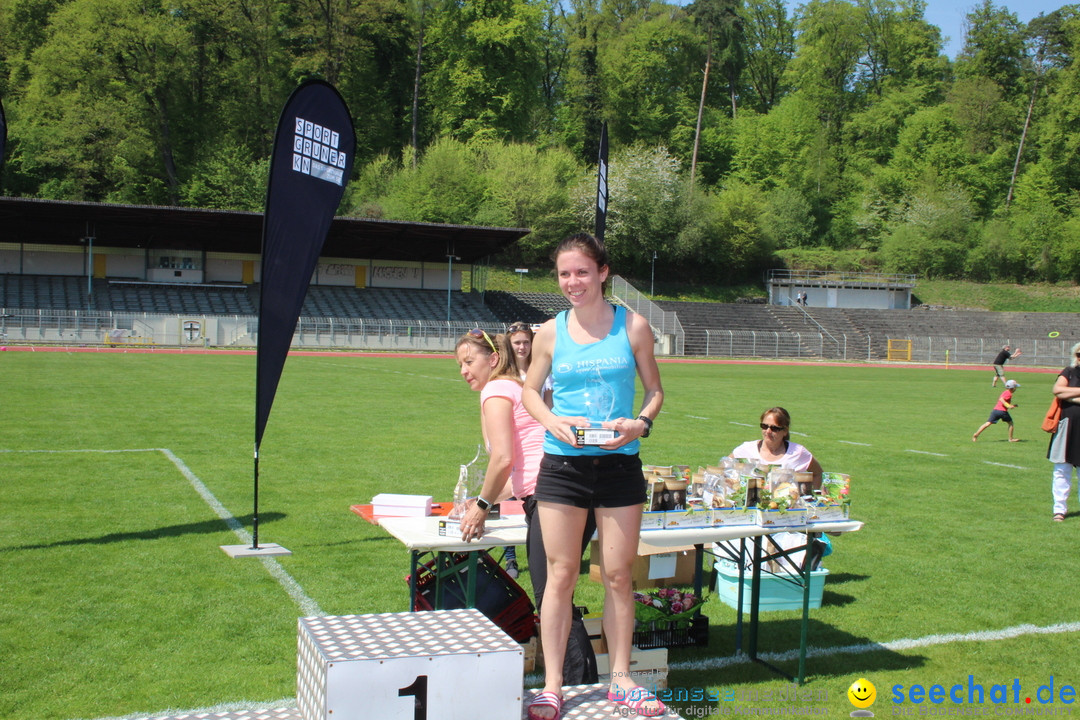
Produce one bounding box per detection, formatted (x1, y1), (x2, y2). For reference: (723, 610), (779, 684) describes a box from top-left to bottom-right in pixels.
(468, 328), (497, 354)
(760, 423), (786, 432)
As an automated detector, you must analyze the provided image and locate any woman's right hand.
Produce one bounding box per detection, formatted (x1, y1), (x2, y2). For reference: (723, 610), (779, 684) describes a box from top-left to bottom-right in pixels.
(545, 415), (589, 447)
(460, 500), (487, 543)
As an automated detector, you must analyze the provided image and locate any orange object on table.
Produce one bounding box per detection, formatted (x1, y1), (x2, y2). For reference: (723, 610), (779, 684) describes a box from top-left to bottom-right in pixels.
(350, 499), (524, 525)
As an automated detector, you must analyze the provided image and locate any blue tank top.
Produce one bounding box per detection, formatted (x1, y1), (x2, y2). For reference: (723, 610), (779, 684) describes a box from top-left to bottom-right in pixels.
(544, 304), (639, 456)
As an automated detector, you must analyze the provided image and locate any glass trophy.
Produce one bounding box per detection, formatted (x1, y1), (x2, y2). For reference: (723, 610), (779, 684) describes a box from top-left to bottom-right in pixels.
(576, 367), (618, 445)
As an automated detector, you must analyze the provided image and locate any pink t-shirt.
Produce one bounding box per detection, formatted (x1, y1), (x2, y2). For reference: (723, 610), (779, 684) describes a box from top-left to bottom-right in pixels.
(731, 440), (814, 472)
(481, 378), (545, 498)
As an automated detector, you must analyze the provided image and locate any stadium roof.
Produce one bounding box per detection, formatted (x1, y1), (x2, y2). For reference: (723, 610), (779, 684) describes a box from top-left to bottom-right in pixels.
(0, 196), (530, 265)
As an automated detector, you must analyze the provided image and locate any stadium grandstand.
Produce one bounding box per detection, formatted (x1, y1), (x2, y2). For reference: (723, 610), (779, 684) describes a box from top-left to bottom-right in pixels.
(2, 196), (1078, 366)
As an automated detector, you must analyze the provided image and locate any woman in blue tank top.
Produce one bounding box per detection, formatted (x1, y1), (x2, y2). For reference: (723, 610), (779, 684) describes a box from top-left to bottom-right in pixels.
(522, 233), (665, 719)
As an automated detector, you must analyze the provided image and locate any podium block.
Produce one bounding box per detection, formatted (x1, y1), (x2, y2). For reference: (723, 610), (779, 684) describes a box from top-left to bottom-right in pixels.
(298, 609), (522, 720)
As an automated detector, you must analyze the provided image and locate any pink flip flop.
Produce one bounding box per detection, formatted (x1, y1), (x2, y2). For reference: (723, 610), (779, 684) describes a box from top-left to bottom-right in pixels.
(527, 690), (563, 720)
(608, 687), (667, 717)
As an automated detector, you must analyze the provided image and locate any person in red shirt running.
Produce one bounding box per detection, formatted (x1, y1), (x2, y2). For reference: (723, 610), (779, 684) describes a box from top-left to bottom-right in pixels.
(973, 379), (1020, 442)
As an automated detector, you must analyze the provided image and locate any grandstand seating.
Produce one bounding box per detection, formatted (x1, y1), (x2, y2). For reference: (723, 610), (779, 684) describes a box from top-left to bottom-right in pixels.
(657, 301), (1080, 359)
(95, 281), (258, 315)
(0, 275), (502, 324)
(0, 274), (89, 311)
(298, 285), (500, 324)
(483, 290), (571, 324)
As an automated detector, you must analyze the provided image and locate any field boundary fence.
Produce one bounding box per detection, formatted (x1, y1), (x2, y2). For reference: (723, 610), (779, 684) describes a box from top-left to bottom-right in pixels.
(1, 308), (1074, 367)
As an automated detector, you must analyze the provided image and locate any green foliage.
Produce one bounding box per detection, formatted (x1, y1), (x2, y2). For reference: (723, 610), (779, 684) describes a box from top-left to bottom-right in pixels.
(739, 0), (796, 112)
(600, 8), (701, 146)
(180, 143), (268, 211)
(880, 187), (976, 277)
(964, 219), (1027, 282)
(473, 141), (581, 259)
(379, 137), (487, 224)
(1050, 215), (1080, 283)
(955, 0), (1026, 97)
(573, 143), (687, 275)
(5, 0), (1080, 285)
(350, 138), (582, 261)
(760, 186), (815, 248)
(676, 180), (772, 281)
(774, 246), (882, 271)
(423, 0), (546, 141)
(729, 97), (818, 192)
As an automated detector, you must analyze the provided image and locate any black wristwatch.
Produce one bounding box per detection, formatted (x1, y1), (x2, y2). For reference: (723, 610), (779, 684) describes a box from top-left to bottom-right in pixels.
(475, 496), (493, 511)
(637, 415), (653, 438)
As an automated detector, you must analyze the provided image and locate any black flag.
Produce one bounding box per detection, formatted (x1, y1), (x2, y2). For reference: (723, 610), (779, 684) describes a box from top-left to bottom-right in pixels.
(594, 122), (608, 241)
(0, 97), (7, 178)
(254, 80), (355, 547)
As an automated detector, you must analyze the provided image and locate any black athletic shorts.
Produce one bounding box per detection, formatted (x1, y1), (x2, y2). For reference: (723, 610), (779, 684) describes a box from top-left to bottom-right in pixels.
(534, 452), (647, 509)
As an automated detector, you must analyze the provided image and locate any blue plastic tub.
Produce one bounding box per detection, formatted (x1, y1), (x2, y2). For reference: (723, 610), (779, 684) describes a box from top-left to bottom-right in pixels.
(714, 560), (828, 612)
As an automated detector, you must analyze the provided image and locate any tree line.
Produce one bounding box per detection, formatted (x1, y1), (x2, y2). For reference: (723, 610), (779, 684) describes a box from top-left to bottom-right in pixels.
(2, 0), (1079, 284)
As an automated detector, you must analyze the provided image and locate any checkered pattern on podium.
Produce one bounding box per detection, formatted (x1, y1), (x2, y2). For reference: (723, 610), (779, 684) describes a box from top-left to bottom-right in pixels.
(298, 608), (523, 720)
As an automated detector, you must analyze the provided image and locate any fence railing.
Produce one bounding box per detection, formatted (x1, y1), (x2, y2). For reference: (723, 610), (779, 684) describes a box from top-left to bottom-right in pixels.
(696, 329), (1072, 367)
(2, 307), (1074, 367)
(609, 276), (685, 355)
(765, 268), (917, 287)
(700, 329), (853, 360)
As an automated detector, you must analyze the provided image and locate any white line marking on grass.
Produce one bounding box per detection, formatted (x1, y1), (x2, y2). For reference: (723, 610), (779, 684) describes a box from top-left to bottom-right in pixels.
(665, 620), (1080, 673)
(687, 415), (710, 420)
(983, 461), (1029, 470)
(345, 363), (459, 383)
(906, 449), (948, 457)
(0, 448), (162, 453)
(158, 449), (323, 617)
(3, 447), (322, 617)
(839, 441), (872, 446)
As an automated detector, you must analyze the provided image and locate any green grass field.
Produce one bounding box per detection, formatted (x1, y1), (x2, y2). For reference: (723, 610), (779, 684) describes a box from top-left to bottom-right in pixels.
(3, 350), (1079, 719)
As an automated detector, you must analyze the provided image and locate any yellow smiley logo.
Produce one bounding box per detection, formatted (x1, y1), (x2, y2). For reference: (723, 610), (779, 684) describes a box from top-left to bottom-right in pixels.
(848, 678), (877, 709)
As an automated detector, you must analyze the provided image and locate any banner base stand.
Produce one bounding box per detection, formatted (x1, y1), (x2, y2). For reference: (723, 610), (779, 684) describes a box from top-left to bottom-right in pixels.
(220, 543), (292, 558)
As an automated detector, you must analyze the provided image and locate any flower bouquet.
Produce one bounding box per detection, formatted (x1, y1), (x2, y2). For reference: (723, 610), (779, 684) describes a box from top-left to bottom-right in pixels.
(631, 587), (711, 648)
(632, 587), (705, 625)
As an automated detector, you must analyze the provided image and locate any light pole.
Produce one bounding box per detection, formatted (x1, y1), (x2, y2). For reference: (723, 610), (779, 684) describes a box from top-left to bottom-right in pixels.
(447, 254), (459, 322)
(82, 234), (96, 305)
(650, 251), (657, 297)
(515, 268), (528, 291)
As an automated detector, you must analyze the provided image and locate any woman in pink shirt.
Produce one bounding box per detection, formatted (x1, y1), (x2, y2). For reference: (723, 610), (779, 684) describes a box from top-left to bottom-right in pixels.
(455, 329), (545, 539)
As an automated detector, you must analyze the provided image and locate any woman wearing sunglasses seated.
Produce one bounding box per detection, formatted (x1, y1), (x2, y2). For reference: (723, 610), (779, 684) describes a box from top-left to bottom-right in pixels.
(731, 407), (822, 487)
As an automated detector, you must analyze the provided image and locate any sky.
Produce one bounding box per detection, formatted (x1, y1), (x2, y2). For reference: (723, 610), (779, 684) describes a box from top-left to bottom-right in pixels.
(915, 1), (1068, 58)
